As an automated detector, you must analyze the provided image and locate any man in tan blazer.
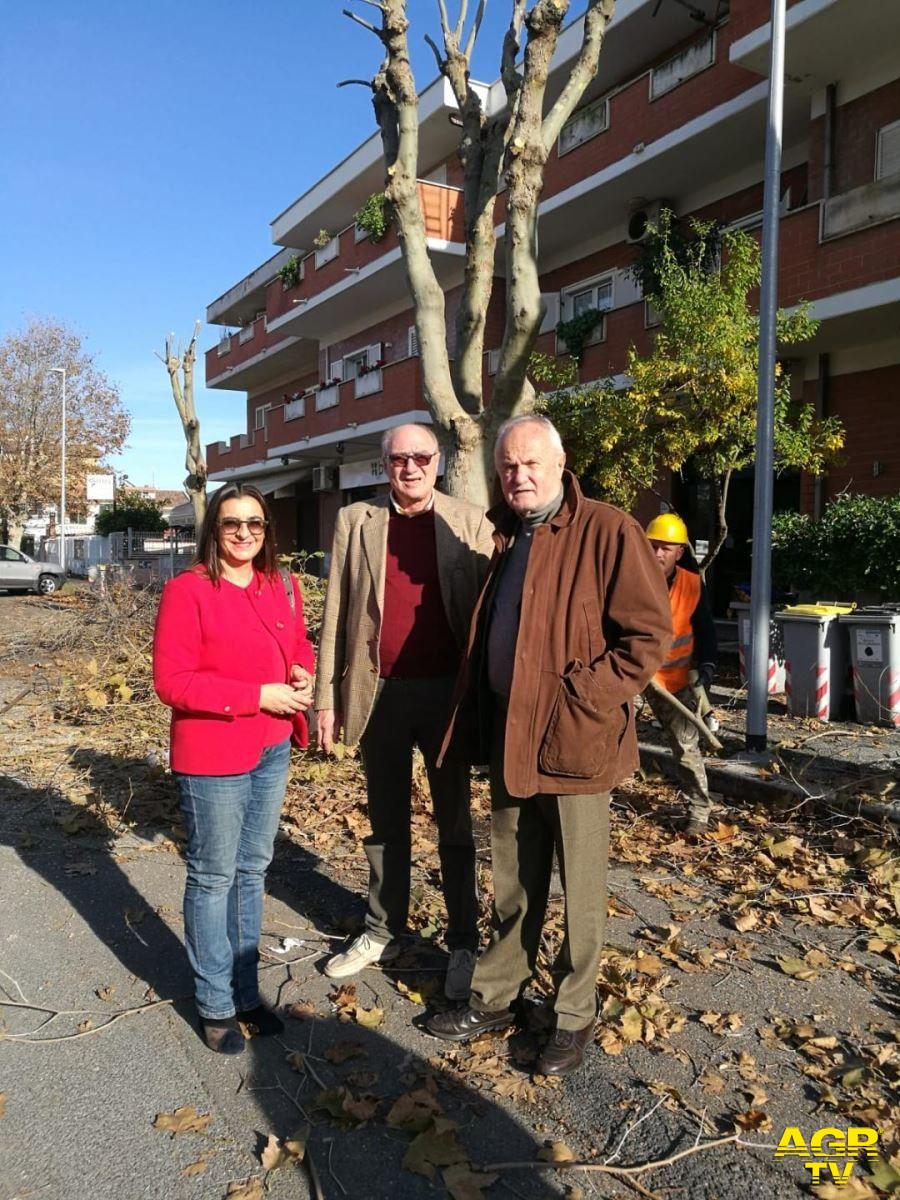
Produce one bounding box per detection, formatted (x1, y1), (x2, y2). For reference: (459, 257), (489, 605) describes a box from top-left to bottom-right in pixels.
(314, 422), (494, 999)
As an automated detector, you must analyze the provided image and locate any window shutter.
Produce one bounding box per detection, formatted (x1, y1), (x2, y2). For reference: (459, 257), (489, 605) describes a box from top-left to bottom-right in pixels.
(877, 121), (900, 180)
(539, 292), (560, 334)
(407, 325), (419, 357)
(487, 349), (501, 376)
(367, 343), (382, 368)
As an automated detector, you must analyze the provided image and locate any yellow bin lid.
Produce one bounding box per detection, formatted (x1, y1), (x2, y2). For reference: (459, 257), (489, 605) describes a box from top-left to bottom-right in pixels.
(780, 602), (855, 617)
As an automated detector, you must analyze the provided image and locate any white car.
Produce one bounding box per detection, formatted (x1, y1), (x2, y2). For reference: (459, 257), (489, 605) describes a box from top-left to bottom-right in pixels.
(0, 545), (67, 595)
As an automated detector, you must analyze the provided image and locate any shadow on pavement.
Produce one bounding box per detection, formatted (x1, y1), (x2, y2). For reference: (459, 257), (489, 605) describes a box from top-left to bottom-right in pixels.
(0, 751), (563, 1199)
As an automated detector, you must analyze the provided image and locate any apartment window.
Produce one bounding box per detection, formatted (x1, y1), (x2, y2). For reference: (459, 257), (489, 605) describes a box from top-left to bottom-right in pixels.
(342, 348), (369, 382)
(650, 32), (715, 100)
(486, 348), (501, 376)
(559, 95), (609, 156)
(876, 119), (900, 180)
(315, 236), (339, 268)
(558, 274), (614, 352)
(644, 299), (662, 329)
(563, 274), (614, 320)
(254, 403), (272, 430)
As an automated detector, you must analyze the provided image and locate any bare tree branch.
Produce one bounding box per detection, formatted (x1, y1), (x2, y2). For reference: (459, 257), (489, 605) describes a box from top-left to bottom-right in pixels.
(337, 78), (376, 89)
(464, 0), (488, 60)
(424, 32), (446, 74)
(343, 8), (383, 37)
(542, 0), (616, 152)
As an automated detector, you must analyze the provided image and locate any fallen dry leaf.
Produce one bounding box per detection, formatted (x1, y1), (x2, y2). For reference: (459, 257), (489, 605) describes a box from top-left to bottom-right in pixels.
(77, 1018), (93, 1034)
(284, 999), (317, 1021)
(402, 1117), (468, 1180)
(181, 1160), (207, 1177)
(537, 1140), (576, 1164)
(324, 1040), (367, 1065)
(386, 1088), (443, 1134)
(442, 1163), (499, 1199)
(95, 986), (115, 1002)
(224, 1178), (264, 1200)
(152, 1105), (211, 1137)
(353, 1004), (384, 1029)
(0, 1094), (6, 1118)
(776, 955), (818, 981)
(259, 1129), (307, 1171)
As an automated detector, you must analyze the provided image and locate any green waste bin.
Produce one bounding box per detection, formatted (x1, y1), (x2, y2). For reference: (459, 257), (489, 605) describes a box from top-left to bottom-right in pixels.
(774, 603), (854, 722)
(839, 606), (900, 727)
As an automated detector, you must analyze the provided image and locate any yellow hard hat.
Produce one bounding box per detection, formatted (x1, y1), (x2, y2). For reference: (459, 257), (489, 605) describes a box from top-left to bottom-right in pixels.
(646, 512), (689, 545)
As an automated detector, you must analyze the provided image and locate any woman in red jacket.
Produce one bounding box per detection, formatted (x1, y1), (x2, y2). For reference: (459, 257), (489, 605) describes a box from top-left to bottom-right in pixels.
(153, 484), (315, 1054)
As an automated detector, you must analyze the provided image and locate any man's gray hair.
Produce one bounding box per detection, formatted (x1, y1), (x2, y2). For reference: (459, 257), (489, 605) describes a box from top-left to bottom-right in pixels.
(381, 423), (440, 458)
(494, 414), (564, 455)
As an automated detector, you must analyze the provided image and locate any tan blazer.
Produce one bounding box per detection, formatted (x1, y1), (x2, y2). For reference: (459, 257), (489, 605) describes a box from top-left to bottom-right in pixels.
(314, 490), (495, 747)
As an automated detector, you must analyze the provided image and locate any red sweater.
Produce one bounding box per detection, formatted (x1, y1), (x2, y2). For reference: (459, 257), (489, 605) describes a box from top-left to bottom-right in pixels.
(153, 567), (315, 775)
(379, 509), (459, 678)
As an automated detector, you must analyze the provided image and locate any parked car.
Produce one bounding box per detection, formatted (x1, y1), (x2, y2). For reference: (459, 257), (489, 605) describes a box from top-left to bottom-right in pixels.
(0, 545), (67, 595)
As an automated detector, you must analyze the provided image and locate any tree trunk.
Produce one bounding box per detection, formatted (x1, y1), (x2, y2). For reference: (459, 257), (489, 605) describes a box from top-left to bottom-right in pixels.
(347, 0), (616, 501)
(160, 323), (207, 529)
(699, 469), (732, 579)
(7, 520), (24, 550)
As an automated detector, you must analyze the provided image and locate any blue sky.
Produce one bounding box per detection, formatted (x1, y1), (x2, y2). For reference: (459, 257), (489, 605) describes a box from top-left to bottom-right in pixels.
(1, 1), (519, 490)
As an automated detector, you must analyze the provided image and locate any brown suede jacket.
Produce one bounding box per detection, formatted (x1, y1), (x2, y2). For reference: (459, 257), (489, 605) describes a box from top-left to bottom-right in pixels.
(441, 472), (672, 797)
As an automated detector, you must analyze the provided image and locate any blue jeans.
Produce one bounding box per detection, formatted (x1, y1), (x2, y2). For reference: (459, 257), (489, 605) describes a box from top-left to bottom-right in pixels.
(176, 738), (291, 1019)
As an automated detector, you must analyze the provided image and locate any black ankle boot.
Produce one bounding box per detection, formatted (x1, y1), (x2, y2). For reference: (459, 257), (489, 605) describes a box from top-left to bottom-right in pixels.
(201, 1016), (245, 1054)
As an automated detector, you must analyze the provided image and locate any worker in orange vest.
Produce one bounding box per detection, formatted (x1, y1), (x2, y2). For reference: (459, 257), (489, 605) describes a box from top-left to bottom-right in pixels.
(643, 513), (718, 835)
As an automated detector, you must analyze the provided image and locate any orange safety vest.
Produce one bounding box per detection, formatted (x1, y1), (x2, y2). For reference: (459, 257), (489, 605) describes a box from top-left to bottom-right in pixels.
(655, 566), (700, 693)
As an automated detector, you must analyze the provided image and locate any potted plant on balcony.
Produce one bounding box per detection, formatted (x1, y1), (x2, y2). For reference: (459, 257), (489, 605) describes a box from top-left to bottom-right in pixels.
(277, 255), (303, 290)
(354, 193), (393, 243)
(313, 229), (334, 250)
(357, 358), (385, 375)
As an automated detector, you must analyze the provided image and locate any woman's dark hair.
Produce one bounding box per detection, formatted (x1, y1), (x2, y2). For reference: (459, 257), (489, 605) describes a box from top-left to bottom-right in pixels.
(194, 483), (279, 583)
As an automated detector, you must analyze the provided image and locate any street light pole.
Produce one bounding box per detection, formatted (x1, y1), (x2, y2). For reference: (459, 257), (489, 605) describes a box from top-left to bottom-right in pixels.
(48, 367), (67, 574)
(746, 0), (787, 750)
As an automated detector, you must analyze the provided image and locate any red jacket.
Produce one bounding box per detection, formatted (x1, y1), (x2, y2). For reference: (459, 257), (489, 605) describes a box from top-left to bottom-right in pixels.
(153, 567), (315, 775)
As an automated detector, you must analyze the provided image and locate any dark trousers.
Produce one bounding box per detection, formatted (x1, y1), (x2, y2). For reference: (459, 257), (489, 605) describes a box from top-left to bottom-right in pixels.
(358, 676), (478, 951)
(470, 707), (610, 1029)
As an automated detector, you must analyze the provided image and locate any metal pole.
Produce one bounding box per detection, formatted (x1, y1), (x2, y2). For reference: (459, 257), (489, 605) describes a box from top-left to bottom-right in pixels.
(48, 368), (67, 573)
(746, 0), (787, 751)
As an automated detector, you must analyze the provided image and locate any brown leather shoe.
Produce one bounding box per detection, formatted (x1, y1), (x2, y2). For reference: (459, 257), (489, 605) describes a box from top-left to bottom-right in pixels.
(426, 1005), (514, 1042)
(536, 1022), (595, 1076)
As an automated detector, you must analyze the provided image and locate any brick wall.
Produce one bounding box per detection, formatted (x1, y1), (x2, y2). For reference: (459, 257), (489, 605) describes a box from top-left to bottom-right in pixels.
(537, 17), (760, 207)
(811, 365), (900, 501)
(809, 79), (900, 202)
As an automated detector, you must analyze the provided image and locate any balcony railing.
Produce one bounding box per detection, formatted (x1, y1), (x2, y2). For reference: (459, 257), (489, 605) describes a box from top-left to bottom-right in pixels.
(238, 324), (255, 345)
(217, 333), (232, 356)
(315, 383), (341, 411)
(354, 368), (383, 399)
(284, 396), (306, 421)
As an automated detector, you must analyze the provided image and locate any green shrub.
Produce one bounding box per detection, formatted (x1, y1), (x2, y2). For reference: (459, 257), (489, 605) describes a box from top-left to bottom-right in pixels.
(771, 494), (900, 599)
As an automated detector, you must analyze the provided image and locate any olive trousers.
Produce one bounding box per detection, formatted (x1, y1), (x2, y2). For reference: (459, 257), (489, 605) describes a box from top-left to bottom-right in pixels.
(470, 706), (610, 1030)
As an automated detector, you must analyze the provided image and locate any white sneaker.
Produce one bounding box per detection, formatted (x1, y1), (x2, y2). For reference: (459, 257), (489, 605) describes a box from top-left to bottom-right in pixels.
(324, 933), (400, 979)
(444, 948), (476, 1000)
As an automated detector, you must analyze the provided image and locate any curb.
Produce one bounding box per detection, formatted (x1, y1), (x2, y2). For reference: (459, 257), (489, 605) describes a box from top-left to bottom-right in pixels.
(638, 741), (900, 825)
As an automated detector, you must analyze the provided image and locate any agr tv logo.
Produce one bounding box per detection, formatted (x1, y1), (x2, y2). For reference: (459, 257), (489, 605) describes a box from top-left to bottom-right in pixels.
(774, 1126), (880, 1187)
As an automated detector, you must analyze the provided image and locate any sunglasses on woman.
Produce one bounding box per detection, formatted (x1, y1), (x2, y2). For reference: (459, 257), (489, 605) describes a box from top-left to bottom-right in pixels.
(217, 517), (268, 536)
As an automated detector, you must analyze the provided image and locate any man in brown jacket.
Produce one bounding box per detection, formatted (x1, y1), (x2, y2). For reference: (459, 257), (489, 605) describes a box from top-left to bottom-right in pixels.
(314, 423), (494, 1000)
(427, 415), (671, 1074)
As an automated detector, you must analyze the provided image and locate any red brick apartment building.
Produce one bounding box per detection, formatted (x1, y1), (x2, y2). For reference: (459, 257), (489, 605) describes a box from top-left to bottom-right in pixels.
(204, 0), (900, 601)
